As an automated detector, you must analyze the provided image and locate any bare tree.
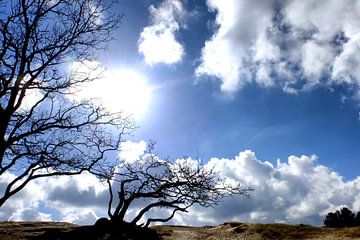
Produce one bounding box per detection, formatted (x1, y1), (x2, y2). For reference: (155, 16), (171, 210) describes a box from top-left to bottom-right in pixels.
(0, 0), (131, 207)
(104, 143), (253, 227)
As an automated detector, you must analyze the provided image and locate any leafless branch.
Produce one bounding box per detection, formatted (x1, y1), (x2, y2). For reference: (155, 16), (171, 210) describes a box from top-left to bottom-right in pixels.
(0, 0), (129, 207)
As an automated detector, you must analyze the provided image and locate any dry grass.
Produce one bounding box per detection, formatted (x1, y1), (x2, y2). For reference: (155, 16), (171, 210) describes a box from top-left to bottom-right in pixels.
(1, 221), (360, 239)
(0, 221), (77, 240)
(154, 222), (360, 240)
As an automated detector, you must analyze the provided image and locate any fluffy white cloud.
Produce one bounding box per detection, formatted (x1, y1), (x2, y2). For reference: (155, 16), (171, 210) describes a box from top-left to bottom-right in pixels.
(301, 41), (334, 85)
(196, 0), (275, 94)
(9, 208), (52, 221)
(0, 172), (52, 222)
(45, 172), (108, 208)
(62, 209), (99, 225)
(1, 142), (360, 226)
(0, 171), (108, 225)
(332, 34), (360, 86)
(197, 0), (360, 96)
(138, 0), (187, 65)
(176, 151), (360, 226)
(119, 140), (147, 163)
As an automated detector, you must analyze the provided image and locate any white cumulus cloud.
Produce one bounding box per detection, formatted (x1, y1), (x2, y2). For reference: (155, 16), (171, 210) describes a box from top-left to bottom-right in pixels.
(196, 0), (360, 96)
(177, 150), (360, 226)
(138, 0), (187, 65)
(9, 208), (52, 222)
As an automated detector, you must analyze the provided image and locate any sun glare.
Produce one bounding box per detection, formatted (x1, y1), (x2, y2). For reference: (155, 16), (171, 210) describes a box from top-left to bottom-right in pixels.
(75, 67), (152, 119)
(101, 69), (152, 118)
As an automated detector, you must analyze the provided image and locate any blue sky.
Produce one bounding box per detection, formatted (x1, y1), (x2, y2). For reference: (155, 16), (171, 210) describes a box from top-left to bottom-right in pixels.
(3, 0), (360, 226)
(101, 0), (360, 180)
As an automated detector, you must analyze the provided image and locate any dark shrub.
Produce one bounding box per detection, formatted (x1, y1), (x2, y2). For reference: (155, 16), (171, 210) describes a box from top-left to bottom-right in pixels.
(355, 212), (360, 226)
(323, 207), (359, 228)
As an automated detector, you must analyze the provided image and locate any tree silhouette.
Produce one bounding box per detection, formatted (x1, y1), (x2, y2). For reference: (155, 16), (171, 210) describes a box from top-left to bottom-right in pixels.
(355, 211), (360, 226)
(323, 207), (359, 228)
(102, 143), (253, 227)
(0, 0), (131, 207)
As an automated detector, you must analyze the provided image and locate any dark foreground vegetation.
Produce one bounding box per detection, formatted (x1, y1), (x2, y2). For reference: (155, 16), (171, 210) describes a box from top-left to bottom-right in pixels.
(1, 221), (360, 240)
(323, 207), (360, 228)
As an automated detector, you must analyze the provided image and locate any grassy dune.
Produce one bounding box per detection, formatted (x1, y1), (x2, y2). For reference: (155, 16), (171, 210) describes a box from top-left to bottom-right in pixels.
(1, 221), (360, 240)
(155, 222), (360, 240)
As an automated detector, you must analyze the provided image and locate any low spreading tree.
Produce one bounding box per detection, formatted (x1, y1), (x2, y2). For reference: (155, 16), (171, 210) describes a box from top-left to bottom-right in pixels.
(323, 207), (360, 228)
(102, 143), (253, 227)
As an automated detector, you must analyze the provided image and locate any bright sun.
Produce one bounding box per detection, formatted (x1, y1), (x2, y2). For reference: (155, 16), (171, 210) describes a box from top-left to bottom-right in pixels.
(74, 67), (152, 118)
(102, 69), (151, 117)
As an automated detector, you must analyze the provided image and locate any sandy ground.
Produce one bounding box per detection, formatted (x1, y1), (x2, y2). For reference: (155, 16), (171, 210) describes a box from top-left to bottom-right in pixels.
(1, 221), (360, 239)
